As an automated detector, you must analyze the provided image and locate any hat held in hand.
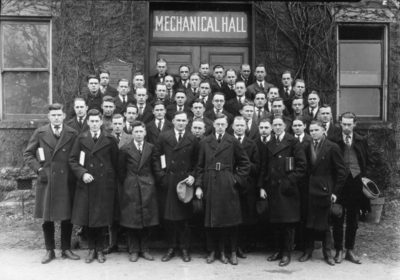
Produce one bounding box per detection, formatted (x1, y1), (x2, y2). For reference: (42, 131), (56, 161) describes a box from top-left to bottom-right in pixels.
(177, 178), (194, 203)
(362, 178), (380, 200)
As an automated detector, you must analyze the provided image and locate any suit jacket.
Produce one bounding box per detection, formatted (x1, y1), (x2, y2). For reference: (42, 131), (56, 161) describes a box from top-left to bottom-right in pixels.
(187, 116), (214, 137)
(146, 118), (174, 145)
(150, 95), (172, 108)
(224, 97), (243, 117)
(148, 72), (171, 95)
(221, 85), (237, 101)
(252, 108), (273, 124)
(185, 87), (200, 105)
(191, 93), (214, 111)
(166, 104), (193, 121)
(136, 104), (155, 125)
(111, 131), (134, 149)
(114, 94), (136, 115)
(204, 108), (234, 126)
(173, 77), (191, 91)
(279, 88), (294, 102)
(237, 75), (254, 88)
(81, 90), (104, 114)
(65, 116), (89, 134)
(227, 118), (260, 142)
(210, 78), (226, 94)
(246, 81), (274, 101)
(302, 107), (320, 120)
(325, 122), (341, 142)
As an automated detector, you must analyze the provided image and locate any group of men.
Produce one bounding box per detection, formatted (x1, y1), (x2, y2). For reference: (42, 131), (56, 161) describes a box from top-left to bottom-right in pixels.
(23, 59), (373, 268)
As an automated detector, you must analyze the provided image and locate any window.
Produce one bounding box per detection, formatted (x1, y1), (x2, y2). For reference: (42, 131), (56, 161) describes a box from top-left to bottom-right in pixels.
(338, 24), (388, 121)
(0, 19), (51, 120)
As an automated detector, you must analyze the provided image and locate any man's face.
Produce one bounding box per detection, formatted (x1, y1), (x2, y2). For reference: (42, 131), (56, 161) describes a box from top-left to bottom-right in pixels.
(199, 83), (211, 97)
(309, 124), (324, 141)
(212, 95), (225, 110)
(292, 120), (306, 136)
(281, 73), (293, 87)
(87, 78), (100, 93)
(191, 121), (206, 138)
(165, 76), (174, 89)
(124, 107), (138, 123)
(292, 99), (304, 114)
(48, 109), (65, 126)
(132, 125), (146, 143)
(254, 93), (267, 109)
(133, 75), (145, 88)
(192, 102), (205, 118)
(135, 89), (148, 104)
(308, 94), (320, 109)
(272, 118), (286, 135)
(267, 88), (279, 102)
(240, 105), (254, 121)
(173, 113), (188, 132)
(214, 118), (228, 134)
(99, 73), (110, 86)
(153, 104), (166, 120)
(294, 82), (305, 96)
(213, 67), (224, 81)
(341, 117), (356, 135)
(102, 101), (115, 117)
(318, 107), (332, 123)
(179, 66), (190, 81)
(189, 75), (200, 89)
(233, 119), (246, 136)
(199, 64), (210, 76)
(255, 66), (266, 81)
(240, 65), (251, 79)
(74, 100), (88, 117)
(156, 85), (167, 99)
(272, 101), (284, 115)
(111, 117), (125, 134)
(259, 121), (272, 137)
(117, 81), (130, 96)
(226, 70), (237, 86)
(87, 116), (102, 133)
(175, 92), (187, 106)
(156, 61), (167, 75)
(235, 82), (246, 97)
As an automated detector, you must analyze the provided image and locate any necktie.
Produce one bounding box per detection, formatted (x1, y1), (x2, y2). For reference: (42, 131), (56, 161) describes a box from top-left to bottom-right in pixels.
(157, 120), (162, 132)
(238, 97), (242, 105)
(116, 133), (120, 144)
(101, 86), (106, 94)
(259, 82), (264, 90)
(168, 90), (172, 99)
(78, 117), (83, 125)
(244, 79), (248, 86)
(323, 123), (327, 131)
(314, 140), (318, 149)
(262, 136), (267, 144)
(93, 133), (98, 142)
(159, 75), (164, 82)
(178, 132), (182, 142)
(217, 81), (222, 88)
(123, 96), (126, 106)
(238, 137), (242, 143)
(285, 88), (289, 97)
(178, 106), (183, 111)
(138, 143), (142, 154)
(217, 109), (221, 114)
(230, 85), (233, 90)
(202, 97), (206, 104)
(54, 126), (60, 139)
(345, 135), (351, 146)
(217, 133), (222, 143)
(139, 106), (143, 116)
(276, 135), (280, 146)
(258, 109), (261, 120)
(245, 120), (250, 136)
(127, 124), (132, 133)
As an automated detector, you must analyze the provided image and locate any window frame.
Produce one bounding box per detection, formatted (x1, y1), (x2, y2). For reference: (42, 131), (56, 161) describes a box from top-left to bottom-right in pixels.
(0, 16), (52, 120)
(336, 23), (388, 122)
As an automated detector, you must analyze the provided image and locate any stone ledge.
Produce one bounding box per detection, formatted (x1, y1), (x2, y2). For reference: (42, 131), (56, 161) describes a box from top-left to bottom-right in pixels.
(355, 122), (393, 130)
(0, 120), (47, 130)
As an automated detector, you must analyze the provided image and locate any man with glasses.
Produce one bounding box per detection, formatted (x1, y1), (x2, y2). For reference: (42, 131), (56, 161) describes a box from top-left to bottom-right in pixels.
(204, 92), (234, 125)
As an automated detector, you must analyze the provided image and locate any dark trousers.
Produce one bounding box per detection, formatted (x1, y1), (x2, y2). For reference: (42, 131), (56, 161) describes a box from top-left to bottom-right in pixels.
(42, 220), (73, 251)
(165, 220), (191, 250)
(273, 223), (296, 257)
(206, 226), (238, 253)
(126, 227), (152, 253)
(305, 228), (333, 255)
(87, 227), (106, 251)
(238, 224), (256, 250)
(332, 175), (361, 251)
(107, 220), (119, 246)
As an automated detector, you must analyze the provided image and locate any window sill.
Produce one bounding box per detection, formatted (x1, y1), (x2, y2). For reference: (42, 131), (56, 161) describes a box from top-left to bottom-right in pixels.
(354, 121), (393, 130)
(0, 119), (47, 130)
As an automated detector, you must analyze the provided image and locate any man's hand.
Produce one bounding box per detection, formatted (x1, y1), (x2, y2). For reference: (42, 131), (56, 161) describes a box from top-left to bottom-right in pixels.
(195, 187), (203, 200)
(260, 188), (267, 199)
(331, 194), (337, 203)
(186, 175), (195, 186)
(83, 173), (94, 184)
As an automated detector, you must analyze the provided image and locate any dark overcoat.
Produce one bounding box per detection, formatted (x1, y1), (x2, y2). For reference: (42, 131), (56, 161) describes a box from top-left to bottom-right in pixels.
(305, 138), (347, 230)
(298, 133), (313, 221)
(196, 133), (250, 227)
(24, 124), (78, 221)
(118, 141), (159, 229)
(145, 118), (174, 145)
(257, 132), (307, 223)
(153, 130), (199, 220)
(65, 116), (89, 134)
(69, 129), (119, 227)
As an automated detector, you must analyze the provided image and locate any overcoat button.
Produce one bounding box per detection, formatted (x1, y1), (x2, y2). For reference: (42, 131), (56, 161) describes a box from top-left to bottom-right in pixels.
(172, 160), (175, 164)
(278, 155), (282, 158)
(61, 170), (64, 173)
(90, 164), (93, 167)
(63, 149), (65, 152)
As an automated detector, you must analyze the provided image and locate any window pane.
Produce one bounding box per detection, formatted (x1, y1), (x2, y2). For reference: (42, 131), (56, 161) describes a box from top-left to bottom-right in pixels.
(2, 23), (48, 68)
(339, 25), (384, 40)
(3, 72), (49, 114)
(340, 43), (381, 86)
(339, 88), (380, 117)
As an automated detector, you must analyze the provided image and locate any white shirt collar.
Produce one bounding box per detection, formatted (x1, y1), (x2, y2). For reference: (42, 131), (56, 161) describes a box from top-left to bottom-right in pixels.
(51, 124), (63, 131)
(343, 132), (353, 143)
(295, 133), (305, 142)
(174, 129), (184, 138)
(258, 81), (264, 87)
(234, 134), (244, 142)
(276, 132), (285, 141)
(216, 132), (225, 139)
(90, 130), (100, 138)
(261, 135), (271, 142)
(134, 140), (142, 148)
(119, 94), (127, 101)
(214, 107), (222, 114)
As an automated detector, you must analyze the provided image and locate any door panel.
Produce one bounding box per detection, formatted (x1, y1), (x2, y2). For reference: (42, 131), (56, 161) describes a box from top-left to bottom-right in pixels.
(201, 46), (249, 73)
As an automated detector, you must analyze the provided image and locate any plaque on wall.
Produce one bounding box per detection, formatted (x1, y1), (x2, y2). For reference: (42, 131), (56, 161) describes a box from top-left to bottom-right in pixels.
(103, 58), (133, 88)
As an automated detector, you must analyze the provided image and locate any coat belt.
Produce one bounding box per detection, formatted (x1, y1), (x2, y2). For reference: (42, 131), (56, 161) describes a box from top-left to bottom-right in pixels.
(206, 163), (232, 171)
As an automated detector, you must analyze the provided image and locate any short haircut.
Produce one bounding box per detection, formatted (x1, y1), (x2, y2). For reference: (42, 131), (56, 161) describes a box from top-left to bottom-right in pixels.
(156, 58), (167, 65)
(320, 104), (332, 110)
(189, 72), (200, 79)
(235, 80), (246, 86)
(48, 103), (63, 112)
(112, 114), (124, 120)
(173, 111), (188, 119)
(233, 116), (246, 123)
(294, 79), (305, 87)
(255, 91), (267, 98)
(117, 78), (130, 86)
(293, 96), (304, 102)
(133, 72), (144, 78)
(214, 112), (228, 121)
(131, 120), (146, 130)
(192, 98), (205, 107)
(308, 90), (320, 98)
(225, 68), (237, 76)
(87, 74), (99, 82)
(268, 86), (279, 93)
(292, 116), (306, 125)
(175, 87), (186, 94)
(164, 74), (175, 81)
(87, 109), (102, 118)
(192, 118), (205, 125)
(258, 117), (271, 126)
(282, 70), (292, 77)
(240, 64), (250, 70)
(99, 69), (110, 76)
(340, 112), (357, 123)
(213, 65), (224, 71)
(255, 63), (266, 71)
(73, 97), (86, 106)
(102, 95), (115, 104)
(272, 115), (285, 122)
(199, 62), (209, 67)
(153, 100), (166, 109)
(179, 65), (190, 72)
(309, 120), (324, 129)
(200, 81), (211, 87)
(213, 92), (226, 100)
(156, 82), (167, 89)
(241, 100), (255, 110)
(125, 103), (138, 112)
(135, 88), (148, 95)
(271, 97), (284, 105)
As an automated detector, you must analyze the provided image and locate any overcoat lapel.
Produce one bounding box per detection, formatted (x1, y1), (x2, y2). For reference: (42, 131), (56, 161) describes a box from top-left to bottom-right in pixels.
(213, 134), (231, 157)
(53, 128), (72, 157)
(248, 123), (259, 139)
(242, 137), (252, 150)
(42, 125), (57, 149)
(270, 134), (290, 155)
(207, 134), (219, 151)
(165, 131), (178, 149)
(119, 132), (132, 148)
(311, 138), (330, 172)
(139, 142), (151, 170)
(127, 143), (140, 163)
(80, 131), (95, 151)
(92, 131), (110, 154)
(174, 131), (191, 151)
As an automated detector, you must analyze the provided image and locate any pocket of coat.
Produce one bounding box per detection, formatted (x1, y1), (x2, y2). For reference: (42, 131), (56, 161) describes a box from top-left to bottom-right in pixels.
(38, 169), (48, 184)
(280, 177), (296, 196)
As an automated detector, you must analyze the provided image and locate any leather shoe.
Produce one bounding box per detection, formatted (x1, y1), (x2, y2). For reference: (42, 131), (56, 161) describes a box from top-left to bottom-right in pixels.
(267, 252), (282, 262)
(102, 244), (118, 255)
(85, 249), (96, 263)
(97, 251), (106, 263)
(182, 249), (191, 262)
(220, 252), (228, 264)
(41, 250), (55, 264)
(299, 253), (312, 262)
(141, 251), (154, 261)
(229, 252), (238, 265)
(129, 253), (139, 262)
(324, 251), (335, 266)
(334, 250), (343, 264)
(345, 250), (362, 264)
(279, 256), (291, 267)
(161, 248), (175, 262)
(61, 250), (80, 260)
(206, 251), (216, 264)
(237, 247), (247, 259)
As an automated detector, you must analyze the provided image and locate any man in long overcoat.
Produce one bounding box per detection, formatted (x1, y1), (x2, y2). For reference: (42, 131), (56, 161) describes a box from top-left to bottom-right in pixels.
(258, 116), (307, 267)
(24, 103), (80, 264)
(195, 113), (250, 265)
(299, 121), (347, 266)
(69, 109), (119, 263)
(153, 111), (199, 262)
(118, 121), (159, 262)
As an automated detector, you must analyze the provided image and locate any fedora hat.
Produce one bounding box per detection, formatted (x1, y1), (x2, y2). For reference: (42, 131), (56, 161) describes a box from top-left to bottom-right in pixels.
(362, 178), (380, 200)
(176, 179), (193, 203)
(330, 203), (343, 218)
(256, 199), (269, 222)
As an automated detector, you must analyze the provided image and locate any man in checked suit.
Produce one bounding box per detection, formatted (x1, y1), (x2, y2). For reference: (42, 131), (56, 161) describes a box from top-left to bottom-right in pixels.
(66, 98), (89, 134)
(246, 63), (274, 101)
(146, 101), (174, 145)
